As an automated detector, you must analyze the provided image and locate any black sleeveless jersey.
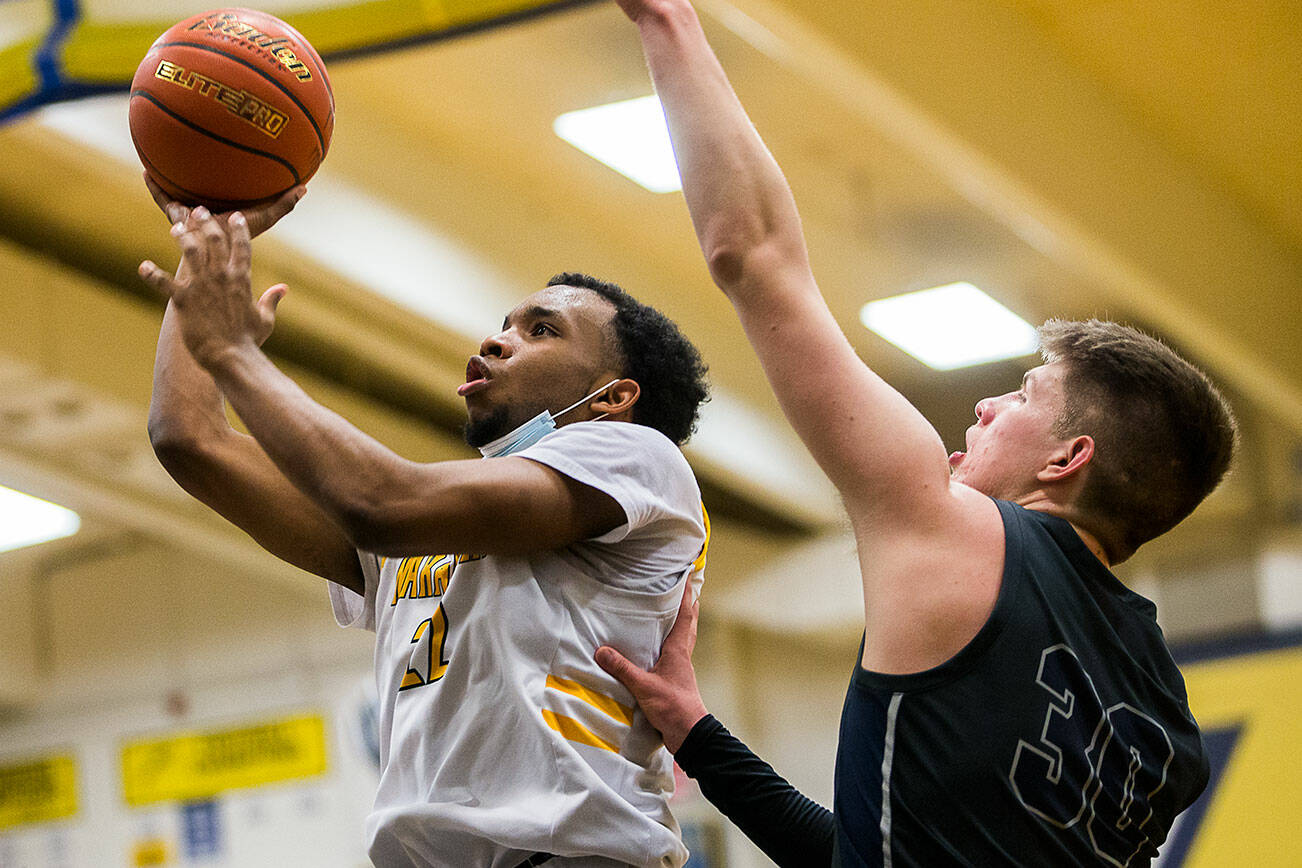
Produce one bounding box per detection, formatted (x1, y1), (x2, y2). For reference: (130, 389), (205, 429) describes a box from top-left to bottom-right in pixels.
(833, 500), (1208, 867)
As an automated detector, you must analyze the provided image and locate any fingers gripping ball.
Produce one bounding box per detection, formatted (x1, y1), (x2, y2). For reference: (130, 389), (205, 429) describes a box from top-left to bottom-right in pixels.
(129, 8), (333, 210)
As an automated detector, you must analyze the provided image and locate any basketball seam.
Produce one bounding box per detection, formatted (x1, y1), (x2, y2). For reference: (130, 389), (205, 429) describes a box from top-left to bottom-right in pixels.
(138, 140), (293, 208)
(136, 147), (277, 208)
(150, 39), (328, 158)
(131, 89), (302, 185)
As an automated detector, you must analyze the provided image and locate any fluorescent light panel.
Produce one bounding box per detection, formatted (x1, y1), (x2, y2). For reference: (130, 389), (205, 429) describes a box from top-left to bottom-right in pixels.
(0, 484), (80, 553)
(860, 282), (1038, 370)
(554, 95), (681, 193)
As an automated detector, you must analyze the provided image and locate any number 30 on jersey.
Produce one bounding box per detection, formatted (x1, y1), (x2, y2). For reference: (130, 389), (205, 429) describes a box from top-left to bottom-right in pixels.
(1009, 644), (1176, 867)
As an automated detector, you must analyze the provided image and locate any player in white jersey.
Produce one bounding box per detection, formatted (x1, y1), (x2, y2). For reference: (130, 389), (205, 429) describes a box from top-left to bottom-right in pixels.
(141, 183), (711, 867)
(333, 420), (708, 867)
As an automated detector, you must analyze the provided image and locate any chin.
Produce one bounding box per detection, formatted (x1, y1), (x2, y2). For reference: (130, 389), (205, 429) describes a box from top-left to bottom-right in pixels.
(463, 406), (511, 448)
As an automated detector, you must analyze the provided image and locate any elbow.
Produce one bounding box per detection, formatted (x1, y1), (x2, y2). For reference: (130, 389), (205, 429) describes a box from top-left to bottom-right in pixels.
(147, 411), (231, 486)
(336, 508), (379, 552)
(702, 222), (805, 296)
(704, 242), (749, 291)
(332, 492), (399, 554)
(148, 415), (202, 474)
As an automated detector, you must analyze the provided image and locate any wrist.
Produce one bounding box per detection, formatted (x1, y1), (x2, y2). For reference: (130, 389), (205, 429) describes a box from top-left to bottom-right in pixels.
(636, 0), (697, 33)
(194, 337), (258, 376)
(664, 701), (709, 753)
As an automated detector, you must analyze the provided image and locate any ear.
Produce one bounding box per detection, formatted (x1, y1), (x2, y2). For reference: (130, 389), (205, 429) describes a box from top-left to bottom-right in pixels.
(591, 378), (641, 419)
(1037, 435), (1094, 483)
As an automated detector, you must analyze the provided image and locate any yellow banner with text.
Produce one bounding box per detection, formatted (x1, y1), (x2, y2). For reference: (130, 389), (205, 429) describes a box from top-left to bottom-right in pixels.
(121, 714), (327, 807)
(0, 754), (78, 831)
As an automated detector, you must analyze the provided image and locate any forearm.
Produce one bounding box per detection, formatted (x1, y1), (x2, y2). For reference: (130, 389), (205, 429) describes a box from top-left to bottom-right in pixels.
(201, 342), (411, 541)
(150, 301), (233, 447)
(676, 715), (836, 866)
(634, 1), (811, 291)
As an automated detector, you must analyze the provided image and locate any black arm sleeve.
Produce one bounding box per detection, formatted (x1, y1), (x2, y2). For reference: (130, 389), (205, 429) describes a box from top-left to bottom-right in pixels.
(674, 714), (836, 867)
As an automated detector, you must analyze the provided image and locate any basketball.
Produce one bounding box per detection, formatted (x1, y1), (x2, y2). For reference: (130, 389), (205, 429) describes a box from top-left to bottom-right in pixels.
(128, 7), (334, 210)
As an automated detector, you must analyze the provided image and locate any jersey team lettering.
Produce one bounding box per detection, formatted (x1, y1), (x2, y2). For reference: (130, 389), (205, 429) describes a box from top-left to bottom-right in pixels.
(187, 12), (314, 81)
(387, 553), (485, 694)
(153, 60), (288, 138)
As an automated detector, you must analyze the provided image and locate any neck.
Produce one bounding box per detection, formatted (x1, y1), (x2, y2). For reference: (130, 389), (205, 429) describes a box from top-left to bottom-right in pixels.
(1015, 492), (1111, 567)
(1067, 522), (1111, 567)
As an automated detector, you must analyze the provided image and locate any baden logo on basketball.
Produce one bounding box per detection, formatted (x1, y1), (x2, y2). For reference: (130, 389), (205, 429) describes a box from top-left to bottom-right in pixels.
(130, 7), (333, 207)
(154, 60), (288, 138)
(187, 12), (314, 81)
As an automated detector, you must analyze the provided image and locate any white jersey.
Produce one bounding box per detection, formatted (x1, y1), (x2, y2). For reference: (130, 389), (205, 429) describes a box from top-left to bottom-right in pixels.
(329, 421), (708, 868)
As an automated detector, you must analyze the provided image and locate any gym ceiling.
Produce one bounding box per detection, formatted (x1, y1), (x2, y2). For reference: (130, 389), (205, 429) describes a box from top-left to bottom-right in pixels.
(0, 0), (1298, 706)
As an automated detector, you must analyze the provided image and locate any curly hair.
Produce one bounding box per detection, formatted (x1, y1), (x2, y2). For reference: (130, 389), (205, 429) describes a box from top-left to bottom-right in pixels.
(1038, 319), (1238, 562)
(547, 272), (709, 445)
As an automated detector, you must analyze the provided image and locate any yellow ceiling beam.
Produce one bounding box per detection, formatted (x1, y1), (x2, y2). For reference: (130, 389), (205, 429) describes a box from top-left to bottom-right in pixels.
(712, 0), (1302, 430)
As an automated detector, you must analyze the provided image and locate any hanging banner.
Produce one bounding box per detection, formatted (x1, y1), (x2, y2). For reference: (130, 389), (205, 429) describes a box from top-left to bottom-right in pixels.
(0, 753), (78, 831)
(120, 713), (327, 807)
(1, 0), (595, 123)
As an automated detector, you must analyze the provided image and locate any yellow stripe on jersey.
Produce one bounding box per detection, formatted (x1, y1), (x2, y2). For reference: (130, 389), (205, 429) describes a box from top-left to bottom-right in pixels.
(545, 675), (634, 726)
(541, 709), (620, 754)
(692, 502), (710, 573)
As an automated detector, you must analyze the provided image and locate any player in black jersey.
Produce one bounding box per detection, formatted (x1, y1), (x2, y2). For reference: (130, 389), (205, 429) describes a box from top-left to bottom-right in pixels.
(596, 1), (1238, 866)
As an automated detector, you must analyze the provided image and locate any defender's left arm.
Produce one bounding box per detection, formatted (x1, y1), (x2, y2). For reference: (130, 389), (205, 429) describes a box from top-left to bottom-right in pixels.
(140, 209), (624, 557)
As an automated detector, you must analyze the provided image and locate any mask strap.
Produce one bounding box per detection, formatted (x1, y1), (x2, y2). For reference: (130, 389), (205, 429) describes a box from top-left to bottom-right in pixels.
(553, 379), (621, 422)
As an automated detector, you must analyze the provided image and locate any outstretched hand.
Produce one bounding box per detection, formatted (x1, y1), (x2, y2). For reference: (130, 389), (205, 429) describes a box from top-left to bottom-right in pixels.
(143, 172), (304, 240)
(595, 582), (709, 753)
(139, 208), (287, 367)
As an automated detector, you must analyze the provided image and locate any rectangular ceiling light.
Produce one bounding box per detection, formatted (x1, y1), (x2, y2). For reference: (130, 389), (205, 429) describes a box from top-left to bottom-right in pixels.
(554, 95), (682, 193)
(0, 484), (81, 553)
(860, 282), (1039, 370)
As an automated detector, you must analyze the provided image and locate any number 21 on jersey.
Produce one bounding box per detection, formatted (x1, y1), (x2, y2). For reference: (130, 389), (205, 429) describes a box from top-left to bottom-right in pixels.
(399, 604), (450, 690)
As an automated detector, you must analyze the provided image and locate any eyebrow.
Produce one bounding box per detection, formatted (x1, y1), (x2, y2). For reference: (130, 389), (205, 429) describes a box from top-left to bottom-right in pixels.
(504, 305), (565, 330)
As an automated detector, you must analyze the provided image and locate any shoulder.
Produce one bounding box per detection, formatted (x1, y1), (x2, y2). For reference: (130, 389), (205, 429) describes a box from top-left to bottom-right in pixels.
(520, 421), (700, 515)
(529, 421), (693, 477)
(546, 419), (682, 453)
(859, 484), (1007, 673)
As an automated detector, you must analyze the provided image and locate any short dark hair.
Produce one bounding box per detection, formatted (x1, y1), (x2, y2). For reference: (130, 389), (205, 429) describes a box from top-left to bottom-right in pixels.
(547, 272), (709, 445)
(1038, 319), (1238, 562)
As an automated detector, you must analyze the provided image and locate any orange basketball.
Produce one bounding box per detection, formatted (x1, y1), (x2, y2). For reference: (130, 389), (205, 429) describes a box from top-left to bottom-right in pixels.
(129, 7), (334, 210)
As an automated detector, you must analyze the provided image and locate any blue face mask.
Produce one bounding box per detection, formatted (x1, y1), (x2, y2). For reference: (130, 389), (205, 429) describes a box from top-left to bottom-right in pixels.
(478, 380), (620, 458)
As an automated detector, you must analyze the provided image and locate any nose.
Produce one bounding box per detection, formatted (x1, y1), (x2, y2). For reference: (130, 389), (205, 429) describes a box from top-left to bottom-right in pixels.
(479, 329), (512, 358)
(974, 397), (994, 424)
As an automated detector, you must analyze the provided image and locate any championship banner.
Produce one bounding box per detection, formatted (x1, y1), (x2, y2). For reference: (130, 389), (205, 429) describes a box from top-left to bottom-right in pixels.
(0, 753), (78, 831)
(0, 0), (595, 123)
(120, 713), (327, 807)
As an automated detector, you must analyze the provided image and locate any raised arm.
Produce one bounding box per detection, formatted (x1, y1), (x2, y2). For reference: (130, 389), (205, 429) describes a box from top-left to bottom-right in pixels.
(146, 184), (366, 591)
(621, 0), (952, 523)
(624, 0), (1009, 676)
(150, 297), (366, 591)
(142, 209), (626, 561)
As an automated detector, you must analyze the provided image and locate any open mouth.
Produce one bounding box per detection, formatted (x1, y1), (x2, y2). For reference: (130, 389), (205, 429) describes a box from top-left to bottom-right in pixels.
(458, 357), (492, 397)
